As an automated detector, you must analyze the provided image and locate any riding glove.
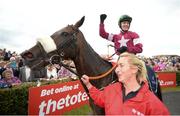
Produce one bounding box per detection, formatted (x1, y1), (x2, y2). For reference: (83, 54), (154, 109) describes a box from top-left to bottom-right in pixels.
(100, 14), (107, 23)
(117, 46), (128, 54)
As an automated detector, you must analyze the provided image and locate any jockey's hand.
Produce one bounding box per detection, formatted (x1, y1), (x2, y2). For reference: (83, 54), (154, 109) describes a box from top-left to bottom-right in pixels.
(100, 14), (107, 23)
(117, 46), (128, 54)
(101, 54), (113, 61)
(81, 75), (92, 89)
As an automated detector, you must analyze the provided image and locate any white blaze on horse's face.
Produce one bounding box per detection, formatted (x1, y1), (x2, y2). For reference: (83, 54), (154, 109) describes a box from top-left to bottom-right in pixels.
(21, 16), (85, 71)
(37, 36), (57, 53)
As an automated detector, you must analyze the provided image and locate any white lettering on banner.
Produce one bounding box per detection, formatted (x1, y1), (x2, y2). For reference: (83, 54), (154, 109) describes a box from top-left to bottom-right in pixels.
(70, 95), (78, 105)
(38, 91), (89, 115)
(46, 99), (56, 114)
(40, 85), (77, 97)
(55, 85), (73, 94)
(41, 88), (54, 97)
(57, 98), (65, 110)
(39, 101), (46, 116)
(159, 80), (174, 86)
(73, 84), (79, 89)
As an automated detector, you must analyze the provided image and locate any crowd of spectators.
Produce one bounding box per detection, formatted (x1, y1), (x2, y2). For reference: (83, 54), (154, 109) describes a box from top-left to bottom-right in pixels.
(44, 61), (77, 81)
(0, 48), (77, 88)
(139, 55), (180, 72)
(1, 47), (180, 89)
(0, 48), (22, 88)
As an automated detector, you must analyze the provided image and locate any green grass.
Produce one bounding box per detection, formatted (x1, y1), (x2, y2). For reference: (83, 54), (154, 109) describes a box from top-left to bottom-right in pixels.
(161, 86), (180, 92)
(63, 104), (92, 115)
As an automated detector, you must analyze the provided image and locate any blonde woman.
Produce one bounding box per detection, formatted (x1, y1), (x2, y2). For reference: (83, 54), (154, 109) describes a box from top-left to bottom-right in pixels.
(81, 52), (169, 115)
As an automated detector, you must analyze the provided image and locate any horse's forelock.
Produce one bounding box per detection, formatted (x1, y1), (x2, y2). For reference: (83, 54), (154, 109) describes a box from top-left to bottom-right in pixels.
(37, 36), (57, 53)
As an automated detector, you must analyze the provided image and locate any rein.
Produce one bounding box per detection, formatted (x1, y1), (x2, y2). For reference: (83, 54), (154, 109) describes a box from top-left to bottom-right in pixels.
(89, 63), (117, 80)
(87, 50), (119, 80)
(58, 60), (117, 80)
(50, 52), (119, 80)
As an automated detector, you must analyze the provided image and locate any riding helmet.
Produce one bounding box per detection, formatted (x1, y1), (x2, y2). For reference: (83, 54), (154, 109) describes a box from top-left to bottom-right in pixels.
(118, 14), (132, 25)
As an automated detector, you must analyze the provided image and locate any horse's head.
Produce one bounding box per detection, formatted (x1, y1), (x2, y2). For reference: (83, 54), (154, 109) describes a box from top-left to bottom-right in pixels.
(50, 16), (85, 60)
(21, 16), (85, 71)
(21, 16), (118, 114)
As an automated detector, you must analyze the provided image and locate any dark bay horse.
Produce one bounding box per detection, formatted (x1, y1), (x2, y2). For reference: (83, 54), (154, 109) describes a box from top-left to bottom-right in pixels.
(21, 16), (162, 115)
(21, 16), (117, 114)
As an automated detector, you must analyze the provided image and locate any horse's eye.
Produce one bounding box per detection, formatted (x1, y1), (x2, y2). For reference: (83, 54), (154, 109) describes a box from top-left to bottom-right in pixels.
(61, 32), (69, 37)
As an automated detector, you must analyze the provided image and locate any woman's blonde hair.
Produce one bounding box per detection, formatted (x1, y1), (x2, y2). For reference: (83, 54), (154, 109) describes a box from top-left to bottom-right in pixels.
(119, 52), (147, 83)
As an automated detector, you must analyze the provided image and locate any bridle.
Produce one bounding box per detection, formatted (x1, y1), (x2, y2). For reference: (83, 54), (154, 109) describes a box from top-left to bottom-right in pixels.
(48, 27), (80, 75)
(28, 25), (119, 92)
(49, 26), (118, 81)
(31, 26), (78, 70)
(36, 25), (117, 82)
(56, 30), (78, 57)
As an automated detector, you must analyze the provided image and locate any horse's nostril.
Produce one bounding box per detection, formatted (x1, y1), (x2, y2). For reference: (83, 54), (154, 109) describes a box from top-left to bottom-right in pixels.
(25, 54), (33, 59)
(22, 51), (34, 59)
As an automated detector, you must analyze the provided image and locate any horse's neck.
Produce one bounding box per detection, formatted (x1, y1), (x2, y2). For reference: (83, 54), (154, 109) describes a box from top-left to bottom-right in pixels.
(73, 44), (112, 77)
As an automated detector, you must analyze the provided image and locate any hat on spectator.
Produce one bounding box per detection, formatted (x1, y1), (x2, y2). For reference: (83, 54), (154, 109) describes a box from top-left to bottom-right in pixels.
(10, 57), (16, 61)
(2, 69), (13, 77)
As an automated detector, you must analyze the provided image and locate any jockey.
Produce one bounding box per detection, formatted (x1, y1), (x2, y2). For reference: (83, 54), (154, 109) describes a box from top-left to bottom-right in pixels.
(99, 14), (143, 55)
(99, 14), (162, 101)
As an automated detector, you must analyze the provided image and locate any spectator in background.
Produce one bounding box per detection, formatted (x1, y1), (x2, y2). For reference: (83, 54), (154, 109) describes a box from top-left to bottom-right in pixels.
(46, 64), (57, 80)
(0, 69), (21, 88)
(58, 60), (77, 79)
(165, 62), (177, 71)
(158, 58), (166, 71)
(9, 57), (17, 69)
(9, 57), (19, 77)
(153, 62), (161, 72)
(0, 61), (6, 78)
(18, 59), (24, 68)
(3, 50), (11, 61)
(175, 62), (180, 71)
(11, 51), (17, 57)
(0, 49), (4, 61)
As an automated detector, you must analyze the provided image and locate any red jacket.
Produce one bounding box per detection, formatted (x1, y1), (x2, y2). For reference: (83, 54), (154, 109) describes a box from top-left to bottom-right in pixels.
(89, 82), (170, 115)
(99, 23), (143, 54)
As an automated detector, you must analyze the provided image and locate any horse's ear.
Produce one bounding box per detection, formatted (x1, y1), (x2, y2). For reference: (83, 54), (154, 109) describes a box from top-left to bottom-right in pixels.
(74, 16), (85, 29)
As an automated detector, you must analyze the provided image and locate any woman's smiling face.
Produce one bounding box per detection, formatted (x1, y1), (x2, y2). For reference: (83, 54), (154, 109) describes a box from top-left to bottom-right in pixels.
(115, 57), (134, 83)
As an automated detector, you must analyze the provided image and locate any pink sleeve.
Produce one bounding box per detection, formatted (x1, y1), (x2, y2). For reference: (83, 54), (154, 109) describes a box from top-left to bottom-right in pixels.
(89, 86), (105, 108)
(99, 23), (109, 39)
(128, 32), (143, 54)
(128, 43), (143, 54)
(14, 77), (22, 84)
